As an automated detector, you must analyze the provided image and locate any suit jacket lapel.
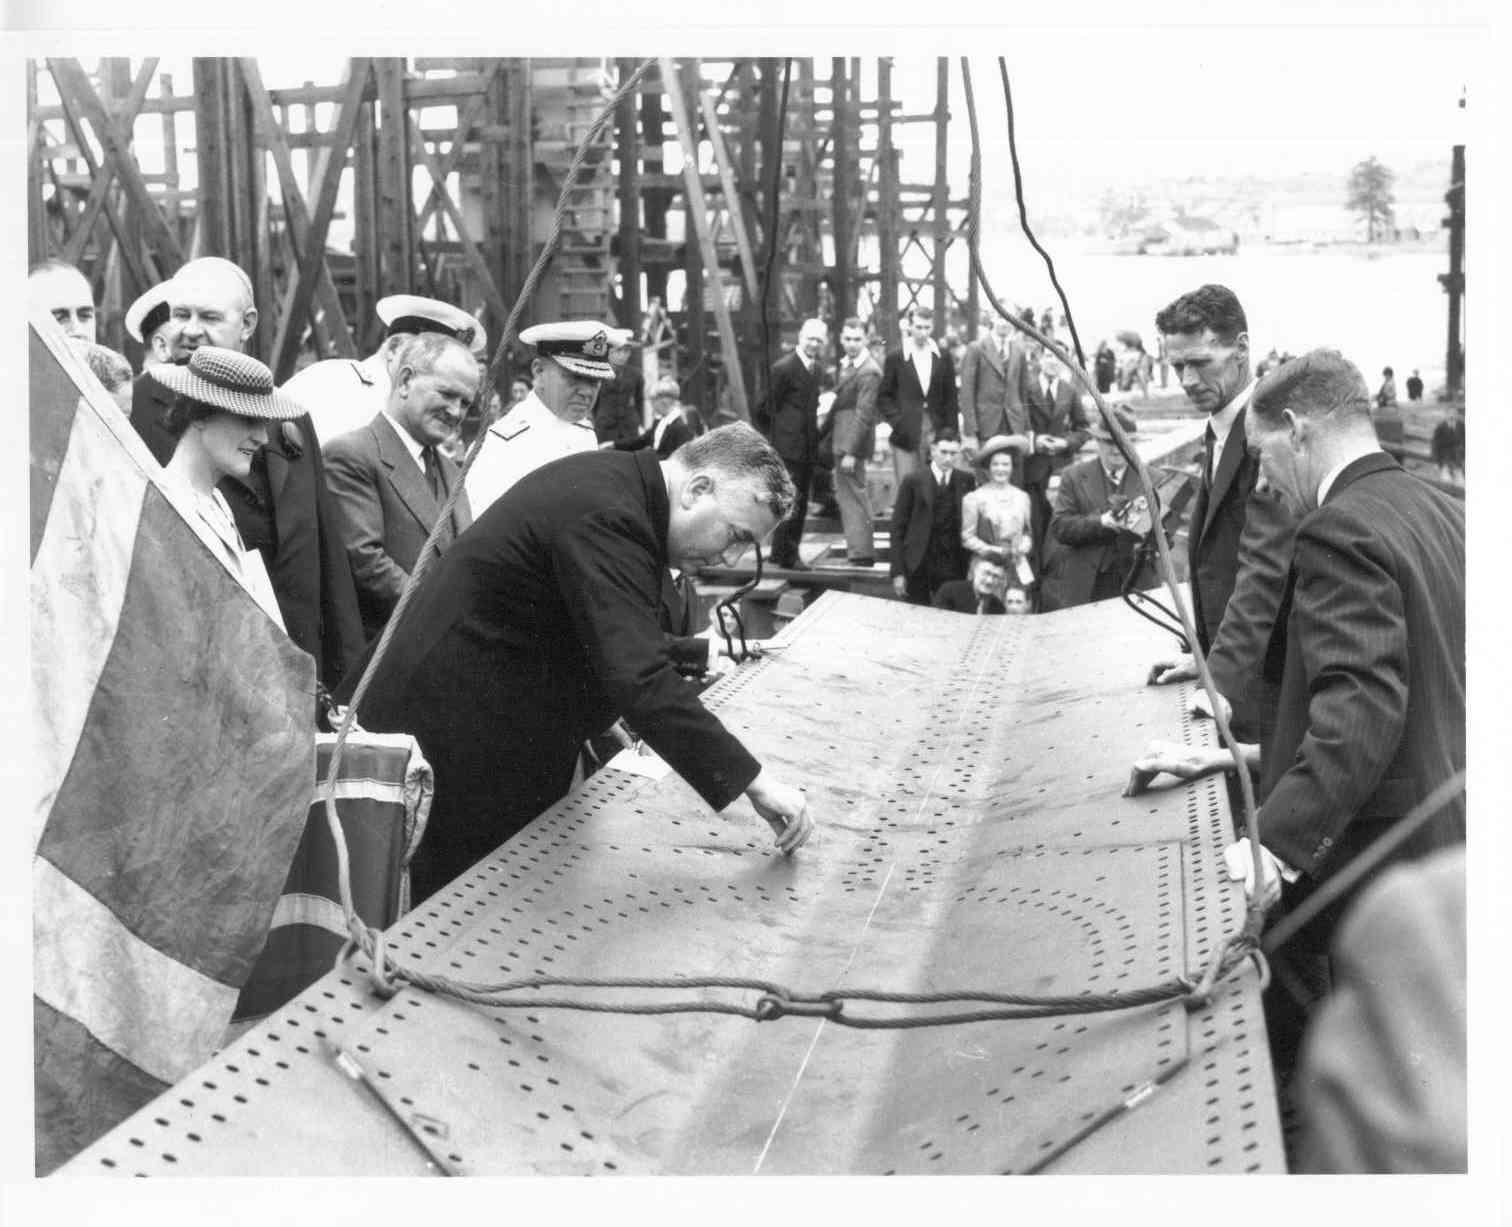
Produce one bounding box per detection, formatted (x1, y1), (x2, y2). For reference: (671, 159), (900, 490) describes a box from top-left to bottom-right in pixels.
(981, 342), (1006, 377)
(374, 414), (439, 535)
(1201, 408), (1249, 540)
(442, 453), (472, 535)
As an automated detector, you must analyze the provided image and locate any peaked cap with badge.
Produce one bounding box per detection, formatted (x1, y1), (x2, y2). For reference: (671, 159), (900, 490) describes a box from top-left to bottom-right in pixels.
(521, 320), (634, 381)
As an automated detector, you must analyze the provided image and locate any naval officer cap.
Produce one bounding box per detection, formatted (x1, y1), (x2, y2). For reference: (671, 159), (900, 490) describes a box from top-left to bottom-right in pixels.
(520, 320), (635, 381)
(376, 294), (488, 357)
(125, 280), (173, 344)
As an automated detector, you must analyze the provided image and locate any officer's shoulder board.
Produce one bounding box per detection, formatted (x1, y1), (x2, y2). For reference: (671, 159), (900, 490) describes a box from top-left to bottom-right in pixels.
(491, 419), (530, 443)
(571, 419), (595, 432)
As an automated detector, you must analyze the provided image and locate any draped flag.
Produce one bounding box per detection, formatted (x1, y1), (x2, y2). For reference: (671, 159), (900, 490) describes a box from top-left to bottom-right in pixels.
(30, 314), (316, 1174)
(234, 731), (432, 1020)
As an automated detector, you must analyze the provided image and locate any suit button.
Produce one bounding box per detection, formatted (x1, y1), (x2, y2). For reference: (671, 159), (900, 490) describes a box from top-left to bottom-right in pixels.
(1320, 837), (1333, 848)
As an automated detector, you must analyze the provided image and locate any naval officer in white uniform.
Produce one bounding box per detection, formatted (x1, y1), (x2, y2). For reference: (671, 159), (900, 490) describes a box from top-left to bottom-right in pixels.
(465, 320), (634, 515)
(283, 294), (488, 445)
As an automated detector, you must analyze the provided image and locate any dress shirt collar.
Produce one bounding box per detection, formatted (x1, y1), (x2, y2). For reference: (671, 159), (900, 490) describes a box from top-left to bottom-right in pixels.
(1207, 378), (1254, 443)
(1316, 447), (1385, 506)
(910, 338), (941, 359)
(381, 407), (429, 468)
(933, 465), (951, 486)
(1103, 465), (1126, 487)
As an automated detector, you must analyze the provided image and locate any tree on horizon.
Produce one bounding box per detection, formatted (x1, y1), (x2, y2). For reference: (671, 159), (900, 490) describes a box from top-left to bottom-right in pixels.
(1347, 155), (1397, 243)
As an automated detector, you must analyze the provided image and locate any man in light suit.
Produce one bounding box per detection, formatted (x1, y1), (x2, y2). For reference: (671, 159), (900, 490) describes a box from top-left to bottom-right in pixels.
(1020, 345), (1093, 569)
(753, 317), (827, 569)
(1147, 284), (1296, 745)
(889, 429), (975, 605)
(829, 317), (883, 565)
(325, 332), (479, 641)
(877, 305), (959, 487)
(959, 313), (1029, 453)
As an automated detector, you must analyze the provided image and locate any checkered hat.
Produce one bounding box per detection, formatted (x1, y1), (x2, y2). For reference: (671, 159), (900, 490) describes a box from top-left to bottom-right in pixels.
(149, 347), (306, 420)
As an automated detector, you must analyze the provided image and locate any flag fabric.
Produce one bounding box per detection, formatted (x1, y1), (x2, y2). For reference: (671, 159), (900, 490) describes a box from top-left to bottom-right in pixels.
(234, 731), (432, 1020)
(30, 314), (317, 1174)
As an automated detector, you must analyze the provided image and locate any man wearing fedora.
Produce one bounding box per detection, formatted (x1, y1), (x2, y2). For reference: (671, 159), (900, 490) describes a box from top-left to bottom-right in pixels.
(125, 257), (365, 688)
(283, 294), (488, 446)
(1020, 345), (1093, 570)
(1041, 408), (1156, 610)
(324, 332), (480, 641)
(466, 320), (633, 516)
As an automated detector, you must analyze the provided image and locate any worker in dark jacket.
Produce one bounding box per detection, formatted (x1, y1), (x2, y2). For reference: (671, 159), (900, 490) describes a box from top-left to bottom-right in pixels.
(339, 416), (813, 902)
(753, 317), (827, 568)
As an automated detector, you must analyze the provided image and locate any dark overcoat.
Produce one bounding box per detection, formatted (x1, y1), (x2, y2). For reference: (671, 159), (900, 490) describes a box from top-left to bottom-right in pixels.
(341, 448), (761, 898)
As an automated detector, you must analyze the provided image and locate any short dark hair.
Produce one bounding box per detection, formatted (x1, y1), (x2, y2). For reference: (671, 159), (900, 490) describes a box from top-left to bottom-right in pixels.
(159, 392), (217, 440)
(910, 306), (934, 324)
(841, 316), (864, 332)
(932, 427), (961, 446)
(1154, 284), (1248, 345)
(677, 422), (797, 520)
(1251, 348), (1372, 428)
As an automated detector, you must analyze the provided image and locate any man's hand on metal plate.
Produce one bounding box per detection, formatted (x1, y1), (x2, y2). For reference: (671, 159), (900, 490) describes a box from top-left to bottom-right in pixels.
(892, 575), (908, 598)
(745, 770), (813, 855)
(1147, 654), (1198, 685)
(1124, 739), (1233, 796)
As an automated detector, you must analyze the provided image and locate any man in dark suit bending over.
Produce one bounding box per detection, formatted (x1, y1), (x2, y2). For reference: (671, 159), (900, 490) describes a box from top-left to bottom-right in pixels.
(1232, 348), (1465, 927)
(340, 416), (813, 902)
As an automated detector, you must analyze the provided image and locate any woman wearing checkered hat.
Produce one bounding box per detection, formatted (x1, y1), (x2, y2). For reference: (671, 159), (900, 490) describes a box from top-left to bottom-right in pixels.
(151, 346), (307, 629)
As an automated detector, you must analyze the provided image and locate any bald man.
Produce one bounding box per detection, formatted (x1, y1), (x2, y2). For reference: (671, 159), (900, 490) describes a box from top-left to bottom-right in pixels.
(127, 257), (365, 687)
(29, 260), (97, 343)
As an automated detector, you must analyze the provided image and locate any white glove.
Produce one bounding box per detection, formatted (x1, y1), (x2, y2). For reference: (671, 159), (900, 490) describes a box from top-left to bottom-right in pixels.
(1223, 838), (1292, 910)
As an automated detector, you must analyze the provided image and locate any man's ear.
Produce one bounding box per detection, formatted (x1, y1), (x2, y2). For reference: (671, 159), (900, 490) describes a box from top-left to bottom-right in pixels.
(240, 306), (259, 342)
(1232, 330), (1250, 365)
(682, 472), (714, 506)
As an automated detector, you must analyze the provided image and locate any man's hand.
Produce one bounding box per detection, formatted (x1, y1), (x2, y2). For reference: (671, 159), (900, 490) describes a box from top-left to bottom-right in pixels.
(1190, 687), (1233, 726)
(1223, 837), (1287, 911)
(892, 575), (908, 598)
(1148, 654), (1198, 685)
(1126, 739), (1233, 792)
(745, 771), (813, 855)
(838, 454), (860, 475)
(1036, 434), (1066, 454)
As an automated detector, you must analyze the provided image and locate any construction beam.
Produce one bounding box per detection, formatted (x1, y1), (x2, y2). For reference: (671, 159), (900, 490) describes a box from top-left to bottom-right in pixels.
(27, 61), (50, 264)
(615, 57), (643, 330)
(830, 57), (853, 334)
(875, 59), (900, 344)
(663, 58), (748, 422)
(239, 58), (356, 369)
(698, 89), (759, 305)
(272, 59), (374, 379)
(49, 58), (182, 276)
(373, 58), (415, 296)
(60, 58), (156, 272)
(931, 57), (950, 329)
(639, 64), (671, 310)
(48, 63), (157, 293)
(405, 110), (511, 329)
(414, 72), (496, 235)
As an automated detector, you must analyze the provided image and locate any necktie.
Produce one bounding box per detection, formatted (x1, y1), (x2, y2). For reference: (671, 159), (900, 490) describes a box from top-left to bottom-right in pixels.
(1044, 377), (1054, 402)
(1203, 426), (1217, 490)
(422, 446), (443, 501)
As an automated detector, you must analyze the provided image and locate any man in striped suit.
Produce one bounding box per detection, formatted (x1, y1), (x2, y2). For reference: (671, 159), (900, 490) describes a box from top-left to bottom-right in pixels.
(1231, 348), (1465, 1079)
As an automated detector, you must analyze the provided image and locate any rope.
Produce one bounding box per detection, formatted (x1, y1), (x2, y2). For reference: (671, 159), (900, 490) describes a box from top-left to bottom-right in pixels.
(336, 935), (1265, 1029)
(315, 57), (1267, 1048)
(960, 57), (1267, 922)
